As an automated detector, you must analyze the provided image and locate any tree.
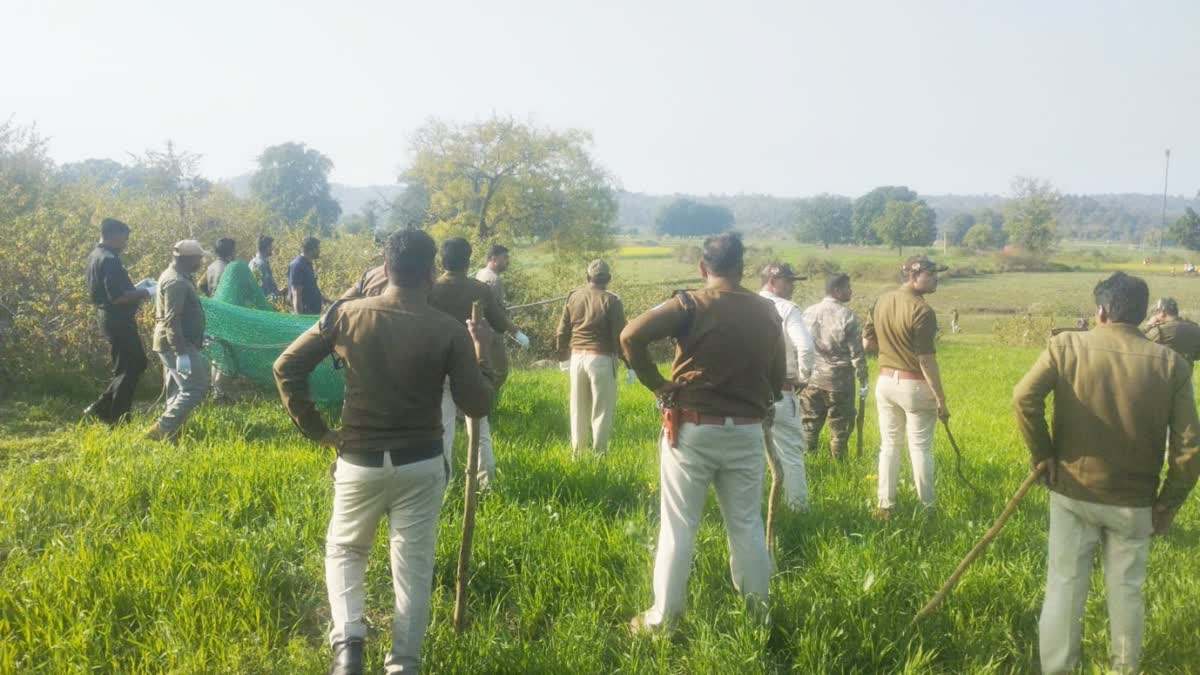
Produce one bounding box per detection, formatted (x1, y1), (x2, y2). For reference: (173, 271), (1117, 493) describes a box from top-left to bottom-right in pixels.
(251, 142), (342, 234)
(388, 178), (431, 230)
(405, 116), (616, 256)
(655, 198), (735, 237)
(1169, 207), (1200, 251)
(871, 200), (936, 255)
(852, 186), (918, 244)
(943, 212), (975, 246)
(962, 222), (997, 250)
(795, 194), (852, 248)
(1003, 176), (1060, 254)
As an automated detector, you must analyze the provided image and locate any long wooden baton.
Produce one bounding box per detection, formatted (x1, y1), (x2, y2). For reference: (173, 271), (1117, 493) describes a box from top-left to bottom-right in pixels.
(855, 393), (867, 459)
(453, 302), (486, 633)
(909, 461), (1047, 629)
(762, 419), (783, 551)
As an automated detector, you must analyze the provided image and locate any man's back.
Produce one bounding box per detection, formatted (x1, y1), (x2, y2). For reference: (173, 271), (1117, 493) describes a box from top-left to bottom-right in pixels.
(1145, 317), (1200, 365)
(556, 285), (626, 355)
(202, 259), (229, 297)
(870, 286), (937, 373)
(803, 297), (865, 391)
(429, 272), (512, 331)
(339, 264), (389, 302)
(1013, 323), (1199, 507)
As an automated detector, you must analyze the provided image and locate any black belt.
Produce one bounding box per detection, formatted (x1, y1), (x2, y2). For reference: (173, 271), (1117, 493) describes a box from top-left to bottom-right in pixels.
(338, 443), (443, 468)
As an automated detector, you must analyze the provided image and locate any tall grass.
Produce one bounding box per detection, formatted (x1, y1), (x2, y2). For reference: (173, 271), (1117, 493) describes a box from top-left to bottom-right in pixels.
(2, 342), (1198, 672)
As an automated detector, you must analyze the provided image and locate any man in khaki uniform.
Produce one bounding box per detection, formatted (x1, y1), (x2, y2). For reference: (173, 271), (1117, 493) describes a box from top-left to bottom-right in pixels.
(475, 244), (529, 387)
(274, 230), (497, 675)
(758, 262), (814, 509)
(801, 273), (869, 461)
(863, 255), (949, 516)
(622, 233), (784, 633)
(1013, 272), (1200, 674)
(555, 259), (627, 457)
(340, 262), (389, 301)
(1143, 297), (1200, 365)
(147, 240), (212, 442)
(431, 238), (517, 486)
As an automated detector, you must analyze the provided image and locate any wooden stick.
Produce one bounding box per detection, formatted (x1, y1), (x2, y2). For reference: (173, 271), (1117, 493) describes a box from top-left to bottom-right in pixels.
(453, 302), (486, 633)
(763, 421), (783, 550)
(909, 461), (1047, 629)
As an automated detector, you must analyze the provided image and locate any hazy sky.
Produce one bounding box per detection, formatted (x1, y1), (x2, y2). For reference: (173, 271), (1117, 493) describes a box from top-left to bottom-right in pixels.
(6, 0), (1199, 198)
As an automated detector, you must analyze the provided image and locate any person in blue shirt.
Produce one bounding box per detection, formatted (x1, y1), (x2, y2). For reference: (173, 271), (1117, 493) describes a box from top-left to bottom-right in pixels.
(288, 236), (326, 315)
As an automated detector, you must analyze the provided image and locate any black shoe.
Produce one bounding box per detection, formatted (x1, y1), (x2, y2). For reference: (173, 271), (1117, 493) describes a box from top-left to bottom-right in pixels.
(82, 403), (113, 425)
(329, 640), (364, 675)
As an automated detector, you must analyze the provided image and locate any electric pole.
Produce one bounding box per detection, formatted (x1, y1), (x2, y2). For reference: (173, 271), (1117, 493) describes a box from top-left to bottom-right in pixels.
(1160, 148), (1170, 253)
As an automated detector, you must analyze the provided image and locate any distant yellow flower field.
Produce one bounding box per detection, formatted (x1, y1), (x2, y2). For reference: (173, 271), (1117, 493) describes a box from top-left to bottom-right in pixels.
(617, 246), (673, 259)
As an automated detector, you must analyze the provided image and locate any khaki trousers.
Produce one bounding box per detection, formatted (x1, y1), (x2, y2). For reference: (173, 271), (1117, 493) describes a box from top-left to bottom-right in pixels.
(325, 455), (446, 674)
(569, 353), (618, 456)
(441, 380), (495, 486)
(799, 386), (856, 460)
(875, 373), (937, 508)
(642, 421), (771, 626)
(770, 391), (808, 510)
(1040, 492), (1151, 675)
(155, 350), (210, 433)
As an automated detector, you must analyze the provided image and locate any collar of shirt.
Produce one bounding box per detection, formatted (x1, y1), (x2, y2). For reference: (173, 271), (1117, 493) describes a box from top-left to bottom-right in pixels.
(381, 285), (430, 307)
(1096, 322), (1146, 337)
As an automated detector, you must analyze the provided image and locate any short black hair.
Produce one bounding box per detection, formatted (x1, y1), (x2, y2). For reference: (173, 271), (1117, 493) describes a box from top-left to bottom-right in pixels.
(100, 218), (130, 239)
(701, 232), (744, 277)
(441, 238), (472, 272)
(487, 244), (509, 260)
(214, 238), (236, 259)
(257, 235), (274, 255)
(826, 273), (851, 296)
(1093, 272), (1149, 325)
(386, 229), (436, 289)
(302, 236), (320, 254)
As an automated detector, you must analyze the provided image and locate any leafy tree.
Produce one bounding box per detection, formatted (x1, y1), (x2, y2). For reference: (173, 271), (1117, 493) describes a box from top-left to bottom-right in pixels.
(1169, 207), (1200, 251)
(852, 186), (918, 244)
(962, 222), (997, 250)
(795, 194), (852, 248)
(251, 142), (342, 234)
(871, 200), (936, 255)
(655, 198), (735, 237)
(1003, 176), (1060, 254)
(405, 116), (616, 258)
(388, 178), (431, 230)
(943, 212), (975, 246)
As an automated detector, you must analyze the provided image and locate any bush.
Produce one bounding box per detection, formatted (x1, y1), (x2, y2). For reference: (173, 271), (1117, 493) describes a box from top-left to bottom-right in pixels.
(992, 250), (1074, 273)
(673, 245), (701, 264)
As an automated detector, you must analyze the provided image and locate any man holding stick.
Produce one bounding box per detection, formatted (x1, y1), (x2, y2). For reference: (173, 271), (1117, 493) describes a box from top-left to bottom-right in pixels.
(622, 232), (784, 633)
(274, 230), (496, 675)
(1013, 272), (1200, 674)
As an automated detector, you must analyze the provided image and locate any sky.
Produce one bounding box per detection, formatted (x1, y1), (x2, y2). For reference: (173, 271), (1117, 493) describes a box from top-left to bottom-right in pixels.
(5, 0), (1199, 199)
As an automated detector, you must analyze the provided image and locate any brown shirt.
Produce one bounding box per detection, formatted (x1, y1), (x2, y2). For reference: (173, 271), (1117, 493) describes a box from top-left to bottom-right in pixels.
(152, 263), (206, 354)
(429, 271), (514, 333)
(1144, 317), (1200, 365)
(864, 286), (937, 373)
(621, 280), (785, 419)
(273, 286), (496, 452)
(339, 264), (389, 302)
(1012, 323), (1200, 510)
(555, 285), (627, 359)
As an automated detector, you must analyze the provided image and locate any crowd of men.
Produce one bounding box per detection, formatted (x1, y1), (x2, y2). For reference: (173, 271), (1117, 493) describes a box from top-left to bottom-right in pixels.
(83, 218), (1200, 675)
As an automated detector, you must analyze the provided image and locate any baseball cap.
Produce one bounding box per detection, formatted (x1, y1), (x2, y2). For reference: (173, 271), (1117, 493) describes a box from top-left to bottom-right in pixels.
(761, 262), (808, 284)
(173, 239), (212, 257)
(902, 255), (948, 274)
(587, 259), (611, 278)
(1155, 297), (1179, 315)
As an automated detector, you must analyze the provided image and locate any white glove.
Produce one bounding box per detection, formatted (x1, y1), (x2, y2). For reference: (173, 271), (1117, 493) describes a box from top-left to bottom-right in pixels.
(859, 384), (870, 398)
(176, 354), (192, 376)
(513, 331), (531, 349)
(135, 279), (158, 296)
(625, 369), (637, 384)
(559, 361), (570, 372)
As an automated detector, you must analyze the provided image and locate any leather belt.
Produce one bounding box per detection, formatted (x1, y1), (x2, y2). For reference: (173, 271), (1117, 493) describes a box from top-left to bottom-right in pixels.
(679, 409), (763, 426)
(879, 367), (925, 381)
(339, 443), (443, 468)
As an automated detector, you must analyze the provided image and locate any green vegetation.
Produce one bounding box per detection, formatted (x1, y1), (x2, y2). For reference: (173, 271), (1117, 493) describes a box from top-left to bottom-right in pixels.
(3, 341), (1199, 672)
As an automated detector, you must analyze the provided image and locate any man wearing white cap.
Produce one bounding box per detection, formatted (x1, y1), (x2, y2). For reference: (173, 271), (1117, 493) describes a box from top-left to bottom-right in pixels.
(147, 240), (211, 442)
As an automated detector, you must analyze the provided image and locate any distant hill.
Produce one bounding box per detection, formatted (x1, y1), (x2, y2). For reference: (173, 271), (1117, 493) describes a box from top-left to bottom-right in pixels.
(220, 174), (404, 221)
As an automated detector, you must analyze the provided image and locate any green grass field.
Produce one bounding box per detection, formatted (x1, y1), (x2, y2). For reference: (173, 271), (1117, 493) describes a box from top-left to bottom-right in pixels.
(3, 337), (1200, 673)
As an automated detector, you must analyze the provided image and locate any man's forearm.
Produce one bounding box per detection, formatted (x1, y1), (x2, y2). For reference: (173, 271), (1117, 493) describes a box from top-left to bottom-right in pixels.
(623, 339), (666, 391)
(917, 354), (947, 403)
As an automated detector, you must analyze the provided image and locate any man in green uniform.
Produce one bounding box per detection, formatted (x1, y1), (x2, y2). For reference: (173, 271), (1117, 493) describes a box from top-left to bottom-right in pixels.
(274, 230), (497, 675)
(800, 273), (868, 462)
(1143, 297), (1200, 365)
(622, 232), (784, 633)
(1013, 272), (1200, 674)
(863, 255), (949, 517)
(147, 240), (211, 442)
(555, 259), (627, 457)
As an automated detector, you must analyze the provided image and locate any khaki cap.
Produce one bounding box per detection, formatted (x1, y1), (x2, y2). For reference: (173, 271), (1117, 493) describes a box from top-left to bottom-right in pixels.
(761, 262), (808, 284)
(587, 259), (611, 278)
(902, 255), (948, 274)
(173, 239), (212, 257)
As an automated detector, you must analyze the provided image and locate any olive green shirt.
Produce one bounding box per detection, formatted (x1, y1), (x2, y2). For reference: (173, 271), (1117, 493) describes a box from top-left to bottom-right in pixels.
(429, 271), (514, 333)
(864, 286), (937, 373)
(152, 263), (206, 354)
(1144, 317), (1200, 365)
(621, 280), (785, 419)
(1012, 323), (1200, 510)
(554, 285), (627, 359)
(273, 286), (496, 452)
(339, 264), (389, 302)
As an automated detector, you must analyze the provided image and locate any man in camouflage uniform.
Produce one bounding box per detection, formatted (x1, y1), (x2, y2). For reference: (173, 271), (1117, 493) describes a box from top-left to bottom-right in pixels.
(800, 273), (869, 461)
(1143, 297), (1200, 366)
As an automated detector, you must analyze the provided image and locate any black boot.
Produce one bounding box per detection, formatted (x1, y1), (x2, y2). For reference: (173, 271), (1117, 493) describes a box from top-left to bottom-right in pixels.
(329, 640), (364, 675)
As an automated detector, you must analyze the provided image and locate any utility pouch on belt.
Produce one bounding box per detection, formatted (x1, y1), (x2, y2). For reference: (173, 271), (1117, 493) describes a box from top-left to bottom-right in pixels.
(661, 406), (680, 449)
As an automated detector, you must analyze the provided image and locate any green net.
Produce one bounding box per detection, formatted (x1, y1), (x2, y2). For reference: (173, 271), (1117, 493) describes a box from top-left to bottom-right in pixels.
(200, 260), (344, 405)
